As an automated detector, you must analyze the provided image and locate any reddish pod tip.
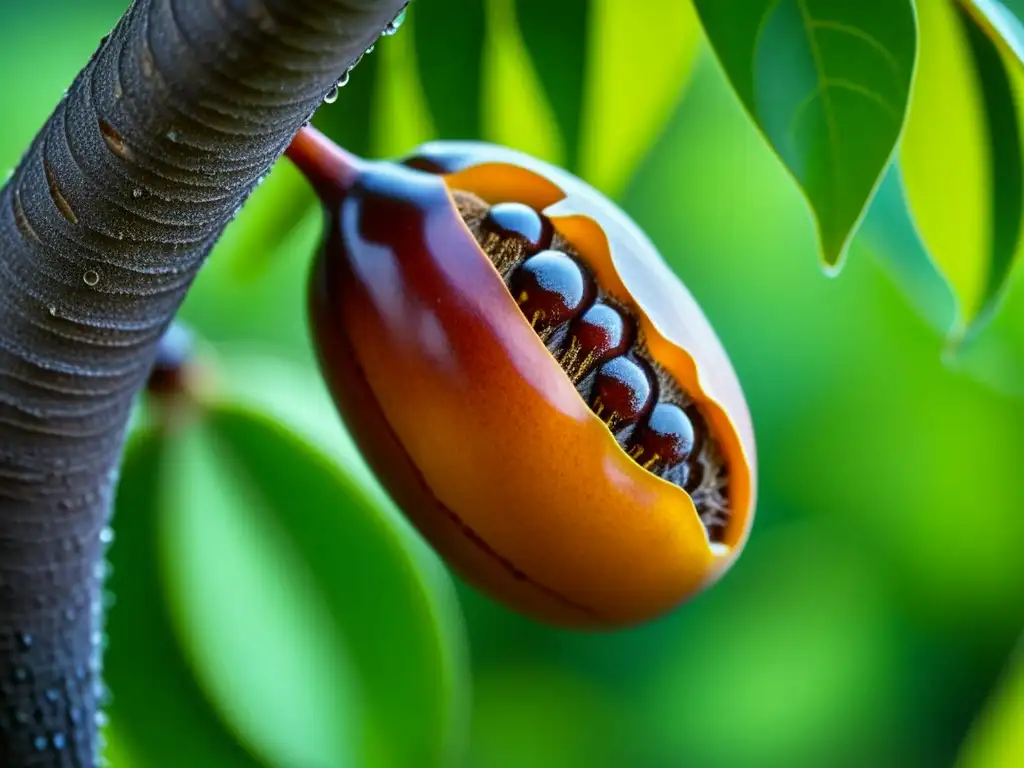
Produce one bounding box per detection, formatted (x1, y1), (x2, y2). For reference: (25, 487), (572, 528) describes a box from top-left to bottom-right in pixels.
(285, 125), (364, 208)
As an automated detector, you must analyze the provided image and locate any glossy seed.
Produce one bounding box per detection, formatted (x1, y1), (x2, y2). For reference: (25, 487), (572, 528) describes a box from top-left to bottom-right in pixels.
(590, 356), (653, 430)
(509, 250), (590, 333)
(560, 303), (631, 383)
(629, 403), (696, 471)
(484, 202), (552, 254)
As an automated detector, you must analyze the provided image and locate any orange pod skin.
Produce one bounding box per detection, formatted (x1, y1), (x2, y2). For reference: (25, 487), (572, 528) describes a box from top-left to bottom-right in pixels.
(308, 143), (757, 630)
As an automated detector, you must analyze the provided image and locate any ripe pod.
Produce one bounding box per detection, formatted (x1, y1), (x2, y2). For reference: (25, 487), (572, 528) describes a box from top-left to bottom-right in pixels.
(290, 127), (757, 629)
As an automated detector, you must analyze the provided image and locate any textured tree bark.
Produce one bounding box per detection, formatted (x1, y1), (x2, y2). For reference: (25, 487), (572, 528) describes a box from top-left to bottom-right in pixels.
(0, 0), (407, 764)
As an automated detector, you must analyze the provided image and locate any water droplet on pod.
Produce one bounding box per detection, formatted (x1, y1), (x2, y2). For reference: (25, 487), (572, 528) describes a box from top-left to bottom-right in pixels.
(83, 270), (100, 287)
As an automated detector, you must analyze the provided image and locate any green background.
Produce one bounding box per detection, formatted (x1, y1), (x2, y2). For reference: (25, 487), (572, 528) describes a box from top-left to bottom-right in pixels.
(2, 1), (1022, 766)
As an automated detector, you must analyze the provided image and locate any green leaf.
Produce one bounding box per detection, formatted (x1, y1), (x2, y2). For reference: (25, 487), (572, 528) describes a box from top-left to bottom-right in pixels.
(412, 0), (486, 139)
(159, 419), (363, 768)
(693, 0), (917, 267)
(107, 429), (263, 768)
(577, 0), (702, 197)
(855, 163), (957, 334)
(512, 0), (590, 171)
(901, 0), (1024, 339)
(963, 0), (1024, 64)
(158, 400), (469, 768)
(957, 636), (1024, 768)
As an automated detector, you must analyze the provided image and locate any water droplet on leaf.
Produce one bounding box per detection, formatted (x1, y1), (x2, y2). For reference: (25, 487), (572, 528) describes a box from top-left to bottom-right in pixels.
(323, 85), (339, 104)
(83, 270), (99, 287)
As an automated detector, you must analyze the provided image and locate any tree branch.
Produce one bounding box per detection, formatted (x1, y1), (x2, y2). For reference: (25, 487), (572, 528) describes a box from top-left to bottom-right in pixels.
(0, 1), (407, 764)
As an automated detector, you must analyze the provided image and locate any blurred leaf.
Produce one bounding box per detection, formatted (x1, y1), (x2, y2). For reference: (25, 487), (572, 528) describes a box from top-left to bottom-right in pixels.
(412, 0), (485, 139)
(482, 0), (564, 165)
(469, 665), (622, 768)
(963, 0), (1024, 64)
(957, 637), (1024, 768)
(945, 259), (1024, 398)
(902, 1), (1024, 340)
(221, 160), (316, 281)
(108, 429), (263, 768)
(160, 418), (362, 768)
(512, 0), (589, 171)
(578, 0), (702, 197)
(159, 399), (469, 768)
(312, 42), (381, 159)
(855, 163), (957, 333)
(693, 0), (917, 267)
(635, 524), (904, 766)
(372, 12), (438, 158)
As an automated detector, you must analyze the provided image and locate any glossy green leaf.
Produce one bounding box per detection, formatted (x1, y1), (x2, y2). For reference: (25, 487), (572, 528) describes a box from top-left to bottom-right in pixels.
(957, 637), (1024, 768)
(412, 0), (485, 139)
(512, 0), (589, 171)
(107, 429), (263, 768)
(901, 1), (1024, 338)
(158, 399), (469, 768)
(577, 0), (702, 197)
(693, 0), (917, 267)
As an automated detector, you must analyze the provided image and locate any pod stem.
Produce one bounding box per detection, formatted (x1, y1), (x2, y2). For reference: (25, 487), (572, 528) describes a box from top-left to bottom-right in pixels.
(285, 125), (364, 208)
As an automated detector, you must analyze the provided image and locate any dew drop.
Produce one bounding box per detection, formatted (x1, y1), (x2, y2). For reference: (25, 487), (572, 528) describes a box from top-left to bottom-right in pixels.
(132, 187), (142, 199)
(94, 711), (108, 728)
(47, 305), (57, 316)
(323, 85), (339, 104)
(99, 527), (114, 545)
(166, 129), (179, 142)
(13, 667), (27, 682)
(16, 632), (33, 650)
(33, 735), (46, 751)
(338, 70), (351, 88)
(83, 270), (100, 287)
(366, 44), (376, 54)
(52, 732), (66, 750)
(45, 688), (59, 703)
(384, 7), (407, 35)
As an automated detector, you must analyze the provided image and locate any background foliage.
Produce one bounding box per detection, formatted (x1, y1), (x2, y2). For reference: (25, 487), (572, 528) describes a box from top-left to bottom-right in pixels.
(2, 0), (1023, 765)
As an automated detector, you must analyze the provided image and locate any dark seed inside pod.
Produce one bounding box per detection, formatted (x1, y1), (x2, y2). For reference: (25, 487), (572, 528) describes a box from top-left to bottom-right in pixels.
(560, 303), (631, 384)
(483, 202), (553, 254)
(629, 403), (696, 471)
(509, 250), (591, 333)
(589, 356), (653, 431)
(451, 188), (731, 542)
